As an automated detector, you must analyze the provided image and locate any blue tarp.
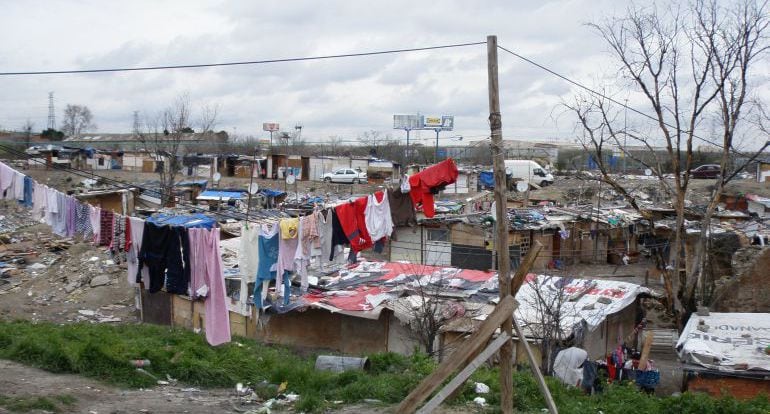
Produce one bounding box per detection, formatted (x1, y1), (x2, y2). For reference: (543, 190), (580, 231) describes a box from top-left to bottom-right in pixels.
(479, 171), (495, 189)
(177, 179), (209, 187)
(147, 213), (216, 229)
(259, 189), (286, 198)
(198, 190), (246, 200)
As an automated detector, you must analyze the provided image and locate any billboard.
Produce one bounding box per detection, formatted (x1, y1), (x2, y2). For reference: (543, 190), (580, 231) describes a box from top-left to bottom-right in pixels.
(262, 123), (280, 132)
(393, 115), (422, 130)
(422, 115), (454, 130)
(394, 114), (454, 130)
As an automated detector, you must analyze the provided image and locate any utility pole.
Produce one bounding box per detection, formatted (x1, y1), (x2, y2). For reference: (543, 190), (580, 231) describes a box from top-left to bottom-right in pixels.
(47, 92), (56, 130)
(246, 144), (259, 221)
(623, 98), (628, 174)
(434, 129), (440, 163)
(406, 129), (410, 162)
(487, 34), (513, 413)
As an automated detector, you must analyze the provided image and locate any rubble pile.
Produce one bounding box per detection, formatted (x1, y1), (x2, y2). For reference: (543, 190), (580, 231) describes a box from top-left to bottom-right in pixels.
(0, 204), (135, 323)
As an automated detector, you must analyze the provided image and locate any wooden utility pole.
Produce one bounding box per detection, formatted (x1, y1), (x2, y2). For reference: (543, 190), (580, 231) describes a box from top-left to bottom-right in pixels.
(487, 34), (513, 413)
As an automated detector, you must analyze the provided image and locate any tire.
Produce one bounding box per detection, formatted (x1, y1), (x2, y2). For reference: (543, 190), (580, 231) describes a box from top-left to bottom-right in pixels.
(324, 177), (331, 183)
(540, 180), (548, 187)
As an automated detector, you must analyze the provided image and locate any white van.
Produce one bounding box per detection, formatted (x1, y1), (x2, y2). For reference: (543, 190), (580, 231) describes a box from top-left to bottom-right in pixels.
(504, 159), (554, 188)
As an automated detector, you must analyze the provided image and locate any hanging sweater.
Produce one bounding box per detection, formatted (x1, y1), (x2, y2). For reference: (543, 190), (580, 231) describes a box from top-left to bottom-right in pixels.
(329, 209), (349, 261)
(137, 222), (189, 294)
(408, 158), (459, 218)
(388, 188), (417, 227)
(334, 197), (372, 253)
(364, 191), (393, 242)
(256, 224), (280, 282)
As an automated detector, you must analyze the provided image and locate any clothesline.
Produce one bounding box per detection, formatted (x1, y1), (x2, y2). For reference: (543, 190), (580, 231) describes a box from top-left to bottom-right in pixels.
(0, 160), (231, 346)
(0, 157), (461, 346)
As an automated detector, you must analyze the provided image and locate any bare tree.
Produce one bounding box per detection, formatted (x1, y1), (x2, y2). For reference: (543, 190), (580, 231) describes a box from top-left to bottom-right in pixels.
(61, 104), (95, 137)
(21, 119), (34, 145)
(136, 94), (218, 206)
(517, 275), (580, 374)
(328, 135), (344, 154)
(564, 0), (769, 322)
(393, 264), (480, 356)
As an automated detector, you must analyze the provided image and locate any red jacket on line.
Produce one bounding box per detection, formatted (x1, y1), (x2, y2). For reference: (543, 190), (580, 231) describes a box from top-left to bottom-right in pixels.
(408, 159), (459, 218)
(334, 195), (374, 252)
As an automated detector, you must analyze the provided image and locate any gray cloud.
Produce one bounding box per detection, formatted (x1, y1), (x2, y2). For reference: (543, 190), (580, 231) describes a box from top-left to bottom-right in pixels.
(0, 0), (765, 146)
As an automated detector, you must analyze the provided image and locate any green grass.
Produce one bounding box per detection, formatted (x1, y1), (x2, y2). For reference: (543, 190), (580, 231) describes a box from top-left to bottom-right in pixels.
(0, 394), (76, 413)
(0, 321), (768, 413)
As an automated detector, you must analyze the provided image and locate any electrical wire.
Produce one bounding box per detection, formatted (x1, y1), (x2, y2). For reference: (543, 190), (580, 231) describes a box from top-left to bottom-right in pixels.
(0, 42), (486, 76)
(495, 44), (765, 158)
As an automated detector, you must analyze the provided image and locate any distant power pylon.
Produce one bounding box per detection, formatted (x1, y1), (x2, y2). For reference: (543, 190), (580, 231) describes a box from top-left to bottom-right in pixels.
(47, 92), (56, 130)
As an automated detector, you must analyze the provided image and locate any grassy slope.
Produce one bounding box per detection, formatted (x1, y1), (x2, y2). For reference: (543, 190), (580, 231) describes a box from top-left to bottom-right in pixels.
(0, 321), (767, 413)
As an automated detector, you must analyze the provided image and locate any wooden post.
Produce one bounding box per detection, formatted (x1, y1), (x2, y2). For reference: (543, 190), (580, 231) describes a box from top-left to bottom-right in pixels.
(511, 241), (543, 296)
(396, 295), (518, 414)
(512, 318), (559, 414)
(444, 239), (544, 403)
(487, 34), (513, 414)
(417, 333), (511, 414)
(638, 331), (655, 371)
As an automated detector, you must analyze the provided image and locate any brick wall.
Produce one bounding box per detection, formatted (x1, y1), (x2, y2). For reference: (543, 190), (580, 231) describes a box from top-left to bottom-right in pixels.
(687, 375), (770, 399)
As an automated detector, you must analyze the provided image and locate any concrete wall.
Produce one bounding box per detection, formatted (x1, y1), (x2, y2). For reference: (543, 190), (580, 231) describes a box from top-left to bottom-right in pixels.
(391, 226), (422, 263)
(581, 301), (639, 359)
(254, 308), (390, 355)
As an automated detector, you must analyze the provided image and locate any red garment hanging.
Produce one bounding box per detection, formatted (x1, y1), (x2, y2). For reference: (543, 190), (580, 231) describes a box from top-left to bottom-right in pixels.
(408, 158), (459, 218)
(334, 196), (373, 252)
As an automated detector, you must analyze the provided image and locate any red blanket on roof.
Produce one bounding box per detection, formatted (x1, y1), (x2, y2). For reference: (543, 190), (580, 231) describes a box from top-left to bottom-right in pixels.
(408, 159), (459, 218)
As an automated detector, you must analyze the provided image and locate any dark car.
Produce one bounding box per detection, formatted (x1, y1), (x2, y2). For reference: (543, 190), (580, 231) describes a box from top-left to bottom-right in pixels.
(690, 164), (721, 179)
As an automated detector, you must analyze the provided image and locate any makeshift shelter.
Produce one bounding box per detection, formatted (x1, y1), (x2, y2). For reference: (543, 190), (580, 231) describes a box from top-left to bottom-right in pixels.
(677, 312), (770, 399)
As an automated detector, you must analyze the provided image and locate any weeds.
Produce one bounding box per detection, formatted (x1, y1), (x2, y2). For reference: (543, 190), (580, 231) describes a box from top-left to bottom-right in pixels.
(0, 394), (76, 413)
(0, 321), (768, 413)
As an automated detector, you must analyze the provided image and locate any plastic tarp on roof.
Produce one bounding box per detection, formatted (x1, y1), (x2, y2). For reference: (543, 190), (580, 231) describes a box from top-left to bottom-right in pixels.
(147, 213), (216, 229)
(197, 190), (246, 201)
(677, 312), (770, 372)
(479, 171), (495, 189)
(177, 179), (209, 187)
(260, 189), (286, 198)
(514, 275), (649, 337)
(298, 263), (647, 332)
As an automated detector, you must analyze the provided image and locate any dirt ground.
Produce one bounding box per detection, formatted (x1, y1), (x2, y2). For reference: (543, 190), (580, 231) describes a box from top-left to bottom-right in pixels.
(0, 202), (138, 325)
(0, 360), (486, 414)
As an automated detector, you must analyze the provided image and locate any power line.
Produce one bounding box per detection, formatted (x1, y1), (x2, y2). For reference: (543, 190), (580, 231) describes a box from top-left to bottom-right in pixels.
(0, 42), (486, 76)
(495, 44), (764, 156)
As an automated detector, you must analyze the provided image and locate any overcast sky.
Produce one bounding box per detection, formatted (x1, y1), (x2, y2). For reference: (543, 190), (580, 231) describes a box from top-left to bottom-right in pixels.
(0, 0), (766, 148)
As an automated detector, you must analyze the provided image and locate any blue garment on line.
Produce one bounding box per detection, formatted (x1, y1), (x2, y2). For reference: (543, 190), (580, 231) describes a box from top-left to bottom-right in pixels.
(256, 231), (279, 281)
(20, 176), (33, 207)
(253, 270), (292, 309)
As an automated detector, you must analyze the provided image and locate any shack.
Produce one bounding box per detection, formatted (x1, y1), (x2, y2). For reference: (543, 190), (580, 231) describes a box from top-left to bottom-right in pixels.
(677, 312), (770, 399)
(75, 188), (137, 215)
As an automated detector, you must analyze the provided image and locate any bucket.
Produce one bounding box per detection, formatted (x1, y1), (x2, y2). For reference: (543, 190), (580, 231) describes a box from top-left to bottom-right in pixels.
(314, 355), (370, 373)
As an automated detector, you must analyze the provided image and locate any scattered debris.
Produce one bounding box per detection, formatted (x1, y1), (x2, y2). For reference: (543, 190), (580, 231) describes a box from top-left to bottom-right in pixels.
(90, 275), (112, 287)
(474, 382), (490, 394)
(473, 396), (487, 407)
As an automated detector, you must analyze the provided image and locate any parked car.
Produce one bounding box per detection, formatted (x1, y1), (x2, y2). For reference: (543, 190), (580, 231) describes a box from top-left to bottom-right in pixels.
(690, 164), (721, 179)
(322, 168), (367, 184)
